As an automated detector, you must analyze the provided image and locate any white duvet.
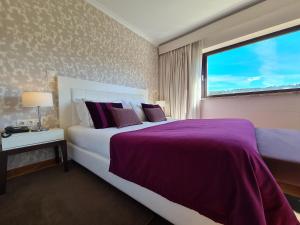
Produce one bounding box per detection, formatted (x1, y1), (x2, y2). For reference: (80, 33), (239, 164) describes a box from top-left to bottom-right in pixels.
(68, 120), (173, 159)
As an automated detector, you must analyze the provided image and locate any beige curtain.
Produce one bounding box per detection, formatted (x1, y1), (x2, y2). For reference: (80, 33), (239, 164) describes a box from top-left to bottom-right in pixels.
(159, 41), (203, 119)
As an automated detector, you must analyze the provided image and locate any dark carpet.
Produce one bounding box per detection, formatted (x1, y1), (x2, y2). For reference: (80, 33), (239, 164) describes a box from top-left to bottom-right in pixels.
(0, 162), (172, 225)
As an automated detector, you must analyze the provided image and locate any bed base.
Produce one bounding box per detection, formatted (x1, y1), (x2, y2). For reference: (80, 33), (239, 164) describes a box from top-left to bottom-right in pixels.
(68, 142), (220, 225)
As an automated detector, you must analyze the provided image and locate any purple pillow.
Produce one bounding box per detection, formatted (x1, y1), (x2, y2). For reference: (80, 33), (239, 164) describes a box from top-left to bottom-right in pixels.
(143, 107), (166, 122)
(141, 103), (160, 109)
(110, 108), (142, 128)
(85, 102), (123, 129)
(141, 103), (161, 121)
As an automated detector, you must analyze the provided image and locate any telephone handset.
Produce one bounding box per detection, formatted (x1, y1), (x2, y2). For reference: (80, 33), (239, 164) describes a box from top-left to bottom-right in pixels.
(1, 126), (30, 138)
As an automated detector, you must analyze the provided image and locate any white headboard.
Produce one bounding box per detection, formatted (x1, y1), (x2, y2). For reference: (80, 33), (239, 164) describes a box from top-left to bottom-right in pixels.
(57, 76), (148, 131)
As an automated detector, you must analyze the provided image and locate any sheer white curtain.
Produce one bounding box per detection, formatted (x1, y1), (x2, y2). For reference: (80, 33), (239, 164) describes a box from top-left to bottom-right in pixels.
(159, 41), (203, 119)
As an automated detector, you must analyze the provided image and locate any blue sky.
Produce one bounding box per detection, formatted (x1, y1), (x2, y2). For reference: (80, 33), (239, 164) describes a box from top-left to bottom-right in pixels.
(207, 30), (300, 92)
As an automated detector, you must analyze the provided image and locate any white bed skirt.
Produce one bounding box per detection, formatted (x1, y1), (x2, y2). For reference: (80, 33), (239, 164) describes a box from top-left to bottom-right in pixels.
(68, 142), (220, 225)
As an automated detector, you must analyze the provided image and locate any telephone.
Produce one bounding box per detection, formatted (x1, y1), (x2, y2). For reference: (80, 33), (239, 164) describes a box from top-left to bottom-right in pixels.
(1, 126), (30, 138)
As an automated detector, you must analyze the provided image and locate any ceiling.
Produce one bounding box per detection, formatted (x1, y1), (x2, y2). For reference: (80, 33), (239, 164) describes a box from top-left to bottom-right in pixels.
(86, 0), (262, 46)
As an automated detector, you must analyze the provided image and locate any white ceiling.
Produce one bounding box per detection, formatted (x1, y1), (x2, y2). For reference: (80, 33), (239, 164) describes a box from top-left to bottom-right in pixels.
(86, 0), (261, 46)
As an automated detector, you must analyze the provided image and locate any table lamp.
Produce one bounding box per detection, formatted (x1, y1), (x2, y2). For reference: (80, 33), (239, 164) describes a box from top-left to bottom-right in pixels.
(22, 92), (53, 131)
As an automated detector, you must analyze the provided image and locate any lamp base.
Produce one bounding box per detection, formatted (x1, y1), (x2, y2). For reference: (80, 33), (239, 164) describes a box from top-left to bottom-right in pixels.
(33, 106), (49, 132)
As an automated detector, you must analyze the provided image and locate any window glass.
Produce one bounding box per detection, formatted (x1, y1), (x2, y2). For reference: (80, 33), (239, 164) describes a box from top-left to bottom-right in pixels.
(206, 29), (300, 96)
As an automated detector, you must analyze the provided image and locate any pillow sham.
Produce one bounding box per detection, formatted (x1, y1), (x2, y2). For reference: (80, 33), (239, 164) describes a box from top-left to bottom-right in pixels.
(85, 101), (123, 129)
(143, 107), (166, 122)
(110, 108), (142, 128)
(141, 103), (161, 121)
(74, 99), (94, 127)
(141, 103), (161, 109)
(130, 100), (147, 121)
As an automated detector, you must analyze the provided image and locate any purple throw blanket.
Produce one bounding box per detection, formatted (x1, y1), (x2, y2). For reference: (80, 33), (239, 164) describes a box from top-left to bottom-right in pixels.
(109, 119), (299, 225)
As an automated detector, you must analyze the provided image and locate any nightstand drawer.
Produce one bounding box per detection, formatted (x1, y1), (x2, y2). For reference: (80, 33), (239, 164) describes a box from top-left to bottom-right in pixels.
(1, 129), (64, 151)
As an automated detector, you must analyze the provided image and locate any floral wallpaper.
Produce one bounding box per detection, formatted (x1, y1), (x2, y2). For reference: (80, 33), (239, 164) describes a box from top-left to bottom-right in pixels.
(0, 0), (158, 169)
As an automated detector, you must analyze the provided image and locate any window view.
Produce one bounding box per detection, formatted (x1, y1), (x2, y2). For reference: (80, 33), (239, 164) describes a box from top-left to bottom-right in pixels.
(206, 29), (300, 96)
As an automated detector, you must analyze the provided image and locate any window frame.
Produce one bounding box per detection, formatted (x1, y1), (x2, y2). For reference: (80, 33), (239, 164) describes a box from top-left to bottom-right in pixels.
(202, 25), (300, 98)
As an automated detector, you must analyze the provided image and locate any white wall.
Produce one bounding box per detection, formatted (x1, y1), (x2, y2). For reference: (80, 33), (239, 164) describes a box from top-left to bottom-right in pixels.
(201, 93), (300, 129)
(159, 0), (300, 54)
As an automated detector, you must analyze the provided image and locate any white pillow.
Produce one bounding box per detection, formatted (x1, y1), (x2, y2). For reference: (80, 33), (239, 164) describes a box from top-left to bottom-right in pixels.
(74, 99), (94, 127)
(129, 100), (146, 121)
(121, 100), (133, 109)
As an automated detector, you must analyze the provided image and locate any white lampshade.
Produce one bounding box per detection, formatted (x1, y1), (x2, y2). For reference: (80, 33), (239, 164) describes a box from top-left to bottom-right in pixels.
(155, 100), (166, 107)
(22, 92), (53, 107)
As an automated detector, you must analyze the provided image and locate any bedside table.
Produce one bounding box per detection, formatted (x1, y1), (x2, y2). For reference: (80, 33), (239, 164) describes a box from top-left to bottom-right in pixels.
(0, 128), (68, 194)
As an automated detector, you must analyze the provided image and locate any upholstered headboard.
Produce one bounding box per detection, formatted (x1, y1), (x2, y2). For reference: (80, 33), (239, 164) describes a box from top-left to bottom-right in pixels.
(57, 76), (148, 131)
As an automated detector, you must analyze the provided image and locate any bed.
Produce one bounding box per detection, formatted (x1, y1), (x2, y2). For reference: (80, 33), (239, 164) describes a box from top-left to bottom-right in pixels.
(58, 76), (219, 225)
(58, 76), (299, 225)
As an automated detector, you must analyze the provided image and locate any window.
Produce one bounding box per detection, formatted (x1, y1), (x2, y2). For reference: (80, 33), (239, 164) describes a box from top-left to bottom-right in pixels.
(203, 26), (300, 97)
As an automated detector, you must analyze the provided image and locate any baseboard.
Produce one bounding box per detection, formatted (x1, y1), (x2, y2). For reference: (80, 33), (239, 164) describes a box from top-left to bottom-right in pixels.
(7, 158), (58, 179)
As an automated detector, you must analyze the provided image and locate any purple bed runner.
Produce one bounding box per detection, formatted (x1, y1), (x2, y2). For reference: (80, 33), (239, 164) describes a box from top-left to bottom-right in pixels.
(109, 119), (299, 225)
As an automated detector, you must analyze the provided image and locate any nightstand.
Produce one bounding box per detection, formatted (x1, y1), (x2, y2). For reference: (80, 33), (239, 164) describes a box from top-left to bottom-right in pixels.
(0, 128), (68, 194)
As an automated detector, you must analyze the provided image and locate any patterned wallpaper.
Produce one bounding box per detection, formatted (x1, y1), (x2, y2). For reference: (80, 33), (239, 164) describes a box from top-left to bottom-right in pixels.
(0, 0), (158, 169)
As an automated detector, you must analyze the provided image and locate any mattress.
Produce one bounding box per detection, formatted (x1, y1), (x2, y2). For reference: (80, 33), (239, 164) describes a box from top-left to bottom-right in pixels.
(68, 120), (173, 159)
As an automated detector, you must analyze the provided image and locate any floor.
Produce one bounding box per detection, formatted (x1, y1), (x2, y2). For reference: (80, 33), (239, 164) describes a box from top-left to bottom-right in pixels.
(0, 162), (172, 225)
(1, 162), (299, 225)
